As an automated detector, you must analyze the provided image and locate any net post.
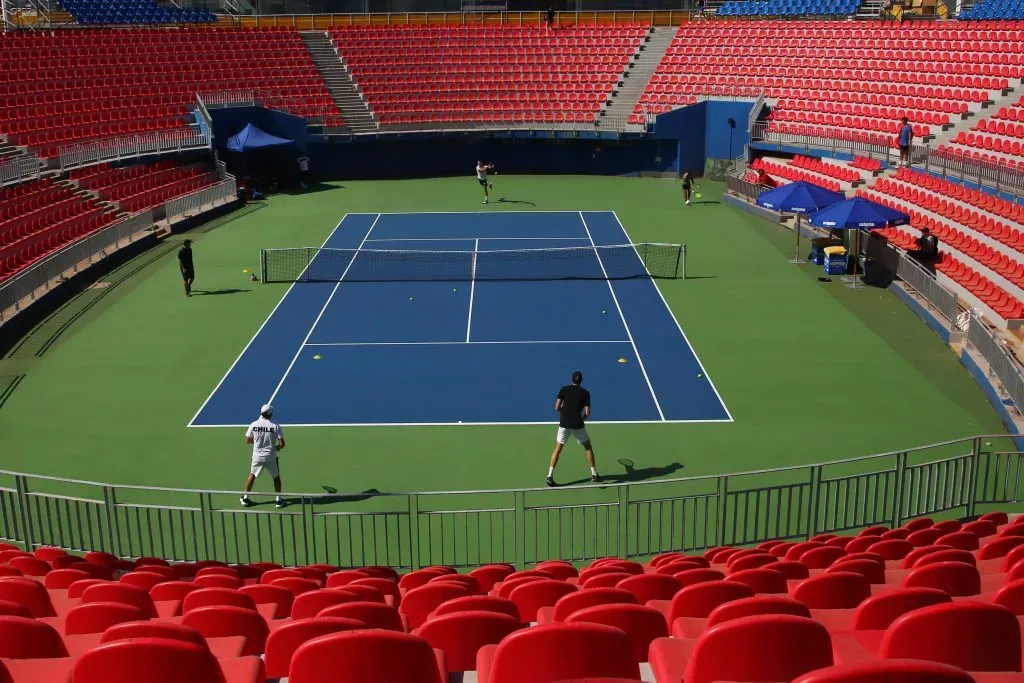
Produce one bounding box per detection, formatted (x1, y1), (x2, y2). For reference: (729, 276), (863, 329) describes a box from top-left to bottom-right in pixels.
(259, 249), (267, 283)
(678, 245), (686, 279)
(306, 247), (313, 283)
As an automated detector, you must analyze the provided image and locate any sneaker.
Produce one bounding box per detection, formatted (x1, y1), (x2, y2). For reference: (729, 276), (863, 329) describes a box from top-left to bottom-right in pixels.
(275, 497), (286, 509)
(591, 474), (602, 483)
(483, 199), (488, 204)
(546, 476), (557, 487)
(240, 496), (252, 507)
(685, 200), (691, 205)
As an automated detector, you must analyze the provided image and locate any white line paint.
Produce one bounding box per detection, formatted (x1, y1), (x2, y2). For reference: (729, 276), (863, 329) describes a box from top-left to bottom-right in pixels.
(611, 211), (734, 423)
(466, 238), (478, 343)
(579, 211), (666, 422)
(266, 214), (381, 405)
(345, 210), (601, 215)
(364, 237), (589, 243)
(189, 418), (733, 428)
(303, 340), (632, 347)
(186, 213), (351, 428)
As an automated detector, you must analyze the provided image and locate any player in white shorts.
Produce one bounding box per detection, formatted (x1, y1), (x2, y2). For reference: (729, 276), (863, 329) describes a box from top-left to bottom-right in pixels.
(546, 370), (600, 487)
(476, 161), (494, 204)
(240, 403), (286, 509)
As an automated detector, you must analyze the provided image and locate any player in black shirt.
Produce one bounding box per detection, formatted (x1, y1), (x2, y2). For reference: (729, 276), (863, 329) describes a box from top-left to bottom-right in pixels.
(178, 239), (194, 297)
(547, 370), (599, 487)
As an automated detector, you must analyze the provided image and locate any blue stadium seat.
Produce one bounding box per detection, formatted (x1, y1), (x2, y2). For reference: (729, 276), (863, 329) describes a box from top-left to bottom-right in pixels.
(717, 0), (857, 15)
(59, 0), (215, 24)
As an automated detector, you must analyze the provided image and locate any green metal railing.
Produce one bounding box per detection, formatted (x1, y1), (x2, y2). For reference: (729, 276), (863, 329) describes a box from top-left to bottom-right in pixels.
(1, 435), (1021, 567)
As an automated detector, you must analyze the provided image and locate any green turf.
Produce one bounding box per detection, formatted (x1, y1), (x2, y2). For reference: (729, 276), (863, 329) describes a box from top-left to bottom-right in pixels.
(0, 176), (1007, 501)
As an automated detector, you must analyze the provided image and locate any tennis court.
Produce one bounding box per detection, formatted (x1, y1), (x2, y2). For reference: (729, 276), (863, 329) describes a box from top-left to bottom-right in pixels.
(189, 210), (731, 427)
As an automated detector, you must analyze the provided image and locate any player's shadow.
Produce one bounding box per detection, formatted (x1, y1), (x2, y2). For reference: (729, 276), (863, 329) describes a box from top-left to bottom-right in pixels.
(193, 288), (251, 295)
(308, 488), (382, 506)
(497, 198), (536, 206)
(691, 200), (722, 206)
(610, 459), (684, 483)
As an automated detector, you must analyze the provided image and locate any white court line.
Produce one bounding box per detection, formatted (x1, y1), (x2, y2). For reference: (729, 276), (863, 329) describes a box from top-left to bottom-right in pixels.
(266, 213), (381, 405)
(189, 418), (733, 428)
(186, 213), (351, 428)
(303, 340), (632, 347)
(343, 210), (599, 215)
(579, 211), (666, 422)
(611, 211), (735, 423)
(466, 238), (478, 343)
(363, 237), (588, 242)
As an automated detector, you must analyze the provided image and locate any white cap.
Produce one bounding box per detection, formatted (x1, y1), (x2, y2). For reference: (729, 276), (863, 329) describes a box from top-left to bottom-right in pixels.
(260, 404), (274, 417)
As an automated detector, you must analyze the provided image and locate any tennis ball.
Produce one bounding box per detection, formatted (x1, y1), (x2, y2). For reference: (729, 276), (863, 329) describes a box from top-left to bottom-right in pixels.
(313, 354), (322, 360)
(602, 310), (606, 314)
(453, 288), (457, 292)
(458, 420), (463, 424)
(409, 297), (414, 301)
(697, 373), (703, 378)
(986, 441), (993, 446)
(617, 358), (627, 363)
(242, 268), (249, 273)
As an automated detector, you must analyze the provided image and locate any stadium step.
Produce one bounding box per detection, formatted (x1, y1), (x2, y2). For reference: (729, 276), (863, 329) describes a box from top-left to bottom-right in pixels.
(300, 31), (378, 135)
(597, 26), (675, 130)
(929, 84), (1023, 150)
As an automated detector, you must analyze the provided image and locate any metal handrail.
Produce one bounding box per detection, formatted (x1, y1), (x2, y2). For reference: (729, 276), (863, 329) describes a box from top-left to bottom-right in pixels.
(0, 210), (155, 324)
(0, 155), (44, 188)
(58, 129), (210, 172)
(1, 434), (1020, 567)
(223, 10), (690, 28)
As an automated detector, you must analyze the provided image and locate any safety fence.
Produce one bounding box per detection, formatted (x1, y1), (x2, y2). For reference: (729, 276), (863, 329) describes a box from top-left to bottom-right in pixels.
(969, 317), (1024, 422)
(0, 155), (44, 188)
(749, 123), (1024, 200)
(0, 436), (1019, 568)
(164, 179), (238, 221)
(58, 129), (211, 172)
(0, 211), (155, 324)
(896, 252), (959, 323)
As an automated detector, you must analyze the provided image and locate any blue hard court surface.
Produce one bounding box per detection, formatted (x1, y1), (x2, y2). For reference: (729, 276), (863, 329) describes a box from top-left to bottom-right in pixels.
(190, 211), (731, 427)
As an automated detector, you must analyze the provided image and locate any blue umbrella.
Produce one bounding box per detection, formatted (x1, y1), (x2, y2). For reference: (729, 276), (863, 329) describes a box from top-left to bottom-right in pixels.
(756, 181), (845, 214)
(805, 196), (909, 230)
(756, 181), (846, 263)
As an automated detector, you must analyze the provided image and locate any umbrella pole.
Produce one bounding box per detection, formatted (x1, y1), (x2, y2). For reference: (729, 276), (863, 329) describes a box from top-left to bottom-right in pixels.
(789, 212), (806, 264)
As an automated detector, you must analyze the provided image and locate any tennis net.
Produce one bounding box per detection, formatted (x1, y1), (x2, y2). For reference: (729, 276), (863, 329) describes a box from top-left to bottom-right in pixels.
(260, 243), (686, 283)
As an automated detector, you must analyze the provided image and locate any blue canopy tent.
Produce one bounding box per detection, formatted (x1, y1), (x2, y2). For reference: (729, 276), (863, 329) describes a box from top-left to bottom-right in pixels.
(756, 181), (845, 264)
(226, 124), (295, 152)
(806, 196), (910, 287)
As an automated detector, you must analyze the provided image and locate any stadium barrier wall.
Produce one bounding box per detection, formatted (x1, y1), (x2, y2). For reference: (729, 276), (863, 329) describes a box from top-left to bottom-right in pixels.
(164, 179), (240, 221)
(219, 10), (694, 29)
(0, 435), (1020, 568)
(305, 135), (676, 180)
(0, 211), (155, 325)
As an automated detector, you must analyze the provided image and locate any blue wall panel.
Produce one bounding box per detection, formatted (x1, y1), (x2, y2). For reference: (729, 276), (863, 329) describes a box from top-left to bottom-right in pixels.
(703, 101), (752, 162)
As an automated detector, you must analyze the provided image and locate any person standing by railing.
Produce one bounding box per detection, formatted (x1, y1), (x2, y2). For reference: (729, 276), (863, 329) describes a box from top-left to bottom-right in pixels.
(898, 117), (914, 168)
(547, 371), (600, 487)
(178, 239), (194, 297)
(241, 404), (286, 509)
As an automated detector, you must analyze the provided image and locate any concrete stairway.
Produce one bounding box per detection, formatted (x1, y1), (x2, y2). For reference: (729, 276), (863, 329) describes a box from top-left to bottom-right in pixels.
(927, 83), (1021, 151)
(596, 26), (677, 129)
(300, 31), (377, 134)
(0, 143), (47, 187)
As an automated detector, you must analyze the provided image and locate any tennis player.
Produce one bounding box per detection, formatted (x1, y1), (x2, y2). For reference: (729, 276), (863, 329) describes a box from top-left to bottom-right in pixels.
(681, 170), (695, 206)
(547, 371), (600, 487)
(241, 403), (286, 509)
(178, 239), (194, 296)
(476, 161), (494, 204)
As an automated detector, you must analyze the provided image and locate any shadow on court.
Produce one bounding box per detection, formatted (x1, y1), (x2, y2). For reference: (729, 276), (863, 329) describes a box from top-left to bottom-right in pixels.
(308, 487), (382, 506)
(193, 289), (251, 296)
(611, 458), (684, 483)
(497, 197), (537, 206)
(689, 200), (722, 206)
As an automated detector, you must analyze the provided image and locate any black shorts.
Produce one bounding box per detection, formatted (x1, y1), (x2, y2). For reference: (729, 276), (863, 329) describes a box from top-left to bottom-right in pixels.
(899, 145), (910, 153)
(181, 269), (195, 281)
(682, 184), (692, 190)
(478, 178), (489, 187)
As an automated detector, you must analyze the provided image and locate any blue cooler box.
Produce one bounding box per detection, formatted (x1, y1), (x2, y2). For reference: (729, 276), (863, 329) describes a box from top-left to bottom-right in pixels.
(824, 253), (848, 275)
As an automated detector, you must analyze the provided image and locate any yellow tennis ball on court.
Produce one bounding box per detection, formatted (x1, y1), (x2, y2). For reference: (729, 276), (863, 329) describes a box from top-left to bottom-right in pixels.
(313, 354), (322, 360)
(242, 268), (249, 273)
(409, 297), (414, 301)
(617, 357), (627, 363)
(697, 373), (703, 378)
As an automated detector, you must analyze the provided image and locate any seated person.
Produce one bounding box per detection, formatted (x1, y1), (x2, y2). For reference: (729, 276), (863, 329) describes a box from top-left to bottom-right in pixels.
(910, 227), (939, 269)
